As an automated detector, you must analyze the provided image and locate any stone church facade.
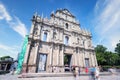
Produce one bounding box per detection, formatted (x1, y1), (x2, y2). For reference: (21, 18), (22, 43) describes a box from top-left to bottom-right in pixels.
(22, 9), (97, 73)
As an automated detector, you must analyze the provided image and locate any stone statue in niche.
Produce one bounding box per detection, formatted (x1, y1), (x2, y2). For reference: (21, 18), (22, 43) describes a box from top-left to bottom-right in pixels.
(53, 29), (57, 40)
(34, 24), (39, 36)
(77, 38), (79, 44)
(88, 40), (91, 47)
(80, 39), (84, 46)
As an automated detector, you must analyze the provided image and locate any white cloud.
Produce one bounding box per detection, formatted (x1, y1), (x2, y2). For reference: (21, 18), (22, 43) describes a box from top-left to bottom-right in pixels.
(93, 0), (120, 51)
(0, 3), (27, 38)
(0, 3), (12, 21)
(0, 3), (28, 59)
(8, 17), (28, 38)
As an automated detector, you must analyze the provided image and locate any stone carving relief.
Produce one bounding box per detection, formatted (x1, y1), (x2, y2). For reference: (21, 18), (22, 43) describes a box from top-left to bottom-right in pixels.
(88, 39), (91, 47)
(53, 29), (57, 40)
(33, 24), (39, 36)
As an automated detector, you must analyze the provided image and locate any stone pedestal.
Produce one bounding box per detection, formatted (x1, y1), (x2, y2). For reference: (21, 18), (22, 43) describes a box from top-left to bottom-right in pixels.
(28, 64), (36, 73)
(22, 64), (27, 73)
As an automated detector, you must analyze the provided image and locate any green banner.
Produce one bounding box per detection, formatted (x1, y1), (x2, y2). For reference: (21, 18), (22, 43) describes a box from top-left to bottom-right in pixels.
(16, 35), (28, 74)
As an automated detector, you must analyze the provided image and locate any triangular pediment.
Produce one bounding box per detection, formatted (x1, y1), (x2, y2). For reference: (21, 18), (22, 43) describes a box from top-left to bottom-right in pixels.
(62, 9), (73, 16)
(56, 9), (75, 17)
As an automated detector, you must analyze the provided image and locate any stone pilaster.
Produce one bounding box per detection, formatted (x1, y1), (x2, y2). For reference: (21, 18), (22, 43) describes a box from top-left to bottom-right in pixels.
(79, 53), (83, 67)
(27, 42), (39, 73)
(90, 52), (93, 67)
(94, 52), (98, 66)
(59, 45), (64, 72)
(52, 45), (56, 66)
(91, 52), (96, 66)
(34, 43), (39, 64)
(49, 44), (53, 65)
(38, 23), (42, 40)
(82, 50), (85, 67)
(22, 42), (31, 73)
(56, 46), (59, 65)
(29, 23), (35, 38)
(74, 50), (77, 65)
(78, 53), (81, 66)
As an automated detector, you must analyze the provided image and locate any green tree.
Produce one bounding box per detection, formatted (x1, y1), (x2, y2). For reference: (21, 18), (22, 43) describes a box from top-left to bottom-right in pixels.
(95, 45), (107, 65)
(103, 51), (119, 65)
(111, 53), (120, 65)
(95, 45), (107, 53)
(96, 52), (106, 65)
(115, 40), (120, 54)
(95, 44), (120, 66)
(64, 55), (68, 64)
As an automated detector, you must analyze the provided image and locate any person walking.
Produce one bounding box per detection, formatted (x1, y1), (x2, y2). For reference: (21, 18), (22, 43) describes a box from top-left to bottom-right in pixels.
(85, 67), (89, 74)
(75, 66), (79, 80)
(78, 66), (81, 76)
(95, 66), (100, 80)
(89, 66), (96, 80)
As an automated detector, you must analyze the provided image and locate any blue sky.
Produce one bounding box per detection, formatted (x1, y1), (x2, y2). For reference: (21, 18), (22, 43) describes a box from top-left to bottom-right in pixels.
(0, 0), (120, 59)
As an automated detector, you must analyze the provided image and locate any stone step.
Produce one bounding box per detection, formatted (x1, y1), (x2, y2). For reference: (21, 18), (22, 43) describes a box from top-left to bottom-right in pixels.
(18, 72), (112, 78)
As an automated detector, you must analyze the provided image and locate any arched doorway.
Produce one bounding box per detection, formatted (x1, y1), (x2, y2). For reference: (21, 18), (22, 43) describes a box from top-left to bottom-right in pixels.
(37, 53), (47, 72)
(64, 54), (72, 72)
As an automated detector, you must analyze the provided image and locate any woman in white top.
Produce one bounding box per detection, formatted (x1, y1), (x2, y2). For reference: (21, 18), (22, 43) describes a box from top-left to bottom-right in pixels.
(95, 66), (100, 80)
(75, 66), (79, 80)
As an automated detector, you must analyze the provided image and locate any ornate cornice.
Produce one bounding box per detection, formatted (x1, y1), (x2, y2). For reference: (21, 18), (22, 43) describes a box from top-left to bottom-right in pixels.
(51, 14), (79, 25)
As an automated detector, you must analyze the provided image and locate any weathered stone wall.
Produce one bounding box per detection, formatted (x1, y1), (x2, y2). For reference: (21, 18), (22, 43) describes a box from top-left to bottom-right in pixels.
(22, 9), (97, 73)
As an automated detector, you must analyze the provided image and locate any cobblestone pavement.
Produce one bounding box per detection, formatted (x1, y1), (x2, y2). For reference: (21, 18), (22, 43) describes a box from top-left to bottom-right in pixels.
(0, 74), (120, 80)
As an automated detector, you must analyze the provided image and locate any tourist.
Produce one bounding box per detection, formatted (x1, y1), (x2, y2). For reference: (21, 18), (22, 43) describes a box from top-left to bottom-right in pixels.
(72, 65), (75, 72)
(108, 66), (116, 75)
(72, 65), (76, 79)
(75, 66), (79, 80)
(55, 65), (58, 73)
(82, 67), (85, 73)
(53, 65), (56, 73)
(78, 66), (81, 76)
(48, 65), (51, 72)
(95, 66), (100, 80)
(10, 61), (17, 75)
(85, 67), (89, 74)
(89, 66), (96, 80)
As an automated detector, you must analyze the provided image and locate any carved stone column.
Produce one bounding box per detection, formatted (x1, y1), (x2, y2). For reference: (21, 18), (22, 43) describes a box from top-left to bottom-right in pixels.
(37, 23), (42, 40)
(82, 50), (85, 67)
(73, 49), (77, 66)
(59, 45), (64, 72)
(61, 46), (64, 66)
(75, 53), (77, 66)
(22, 41), (31, 73)
(79, 52), (83, 67)
(29, 23), (35, 38)
(90, 52), (93, 67)
(28, 42), (39, 73)
(77, 51), (80, 66)
(94, 52), (98, 66)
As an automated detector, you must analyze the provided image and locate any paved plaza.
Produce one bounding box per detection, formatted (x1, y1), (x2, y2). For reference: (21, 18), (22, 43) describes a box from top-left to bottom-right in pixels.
(0, 73), (120, 80)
